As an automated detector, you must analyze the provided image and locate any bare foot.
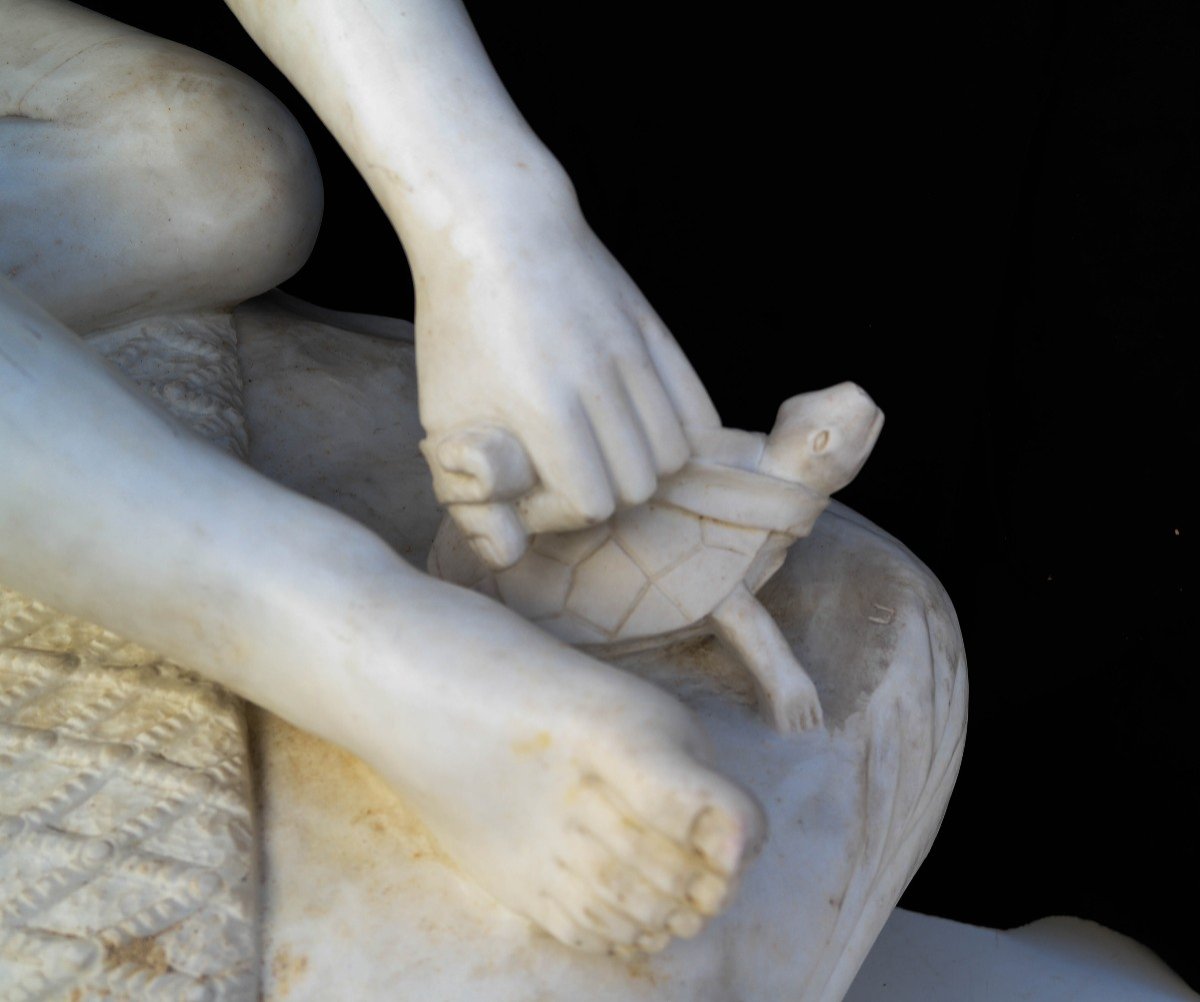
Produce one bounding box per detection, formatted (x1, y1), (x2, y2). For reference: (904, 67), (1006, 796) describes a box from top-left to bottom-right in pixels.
(0, 285), (762, 954)
(318, 580), (766, 955)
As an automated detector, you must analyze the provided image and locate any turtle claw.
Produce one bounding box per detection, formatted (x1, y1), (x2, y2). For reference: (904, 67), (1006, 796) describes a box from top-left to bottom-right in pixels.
(761, 672), (824, 735)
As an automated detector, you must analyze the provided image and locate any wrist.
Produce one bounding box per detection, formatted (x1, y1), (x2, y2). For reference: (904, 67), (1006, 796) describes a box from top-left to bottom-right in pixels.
(375, 145), (582, 274)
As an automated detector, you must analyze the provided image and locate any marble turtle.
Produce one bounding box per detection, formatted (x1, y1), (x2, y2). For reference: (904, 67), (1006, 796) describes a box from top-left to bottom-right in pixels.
(428, 382), (883, 733)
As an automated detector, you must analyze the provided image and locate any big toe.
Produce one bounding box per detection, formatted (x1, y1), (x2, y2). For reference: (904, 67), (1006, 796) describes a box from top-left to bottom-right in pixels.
(603, 752), (766, 882)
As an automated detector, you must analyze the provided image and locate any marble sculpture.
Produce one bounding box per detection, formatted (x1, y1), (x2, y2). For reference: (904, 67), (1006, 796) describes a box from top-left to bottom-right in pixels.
(430, 383), (884, 734)
(0, 1), (967, 998)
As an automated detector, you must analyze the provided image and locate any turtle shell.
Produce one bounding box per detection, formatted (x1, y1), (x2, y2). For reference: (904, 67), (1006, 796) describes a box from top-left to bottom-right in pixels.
(428, 457), (831, 647)
(428, 499), (770, 647)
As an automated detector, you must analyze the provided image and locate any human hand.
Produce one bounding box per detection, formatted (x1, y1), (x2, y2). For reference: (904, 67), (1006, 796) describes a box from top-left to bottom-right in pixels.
(417, 217), (720, 568)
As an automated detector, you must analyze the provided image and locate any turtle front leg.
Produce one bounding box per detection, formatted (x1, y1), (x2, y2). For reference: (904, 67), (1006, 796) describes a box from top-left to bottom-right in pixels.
(710, 583), (823, 734)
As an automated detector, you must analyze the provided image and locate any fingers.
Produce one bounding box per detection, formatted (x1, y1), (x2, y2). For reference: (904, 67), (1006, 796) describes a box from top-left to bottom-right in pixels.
(446, 502), (528, 569)
(636, 311), (722, 433)
(424, 408), (618, 554)
(521, 351), (706, 533)
(580, 371), (658, 507)
(423, 426), (537, 569)
(424, 318), (714, 545)
(516, 397), (618, 534)
(422, 426), (536, 505)
(618, 358), (690, 477)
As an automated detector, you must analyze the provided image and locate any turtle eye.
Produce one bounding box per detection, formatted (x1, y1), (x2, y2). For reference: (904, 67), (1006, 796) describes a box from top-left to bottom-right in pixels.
(813, 430), (831, 453)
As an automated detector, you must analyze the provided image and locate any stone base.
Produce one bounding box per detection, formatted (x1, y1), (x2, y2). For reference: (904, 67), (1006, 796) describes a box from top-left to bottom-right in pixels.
(849, 910), (1198, 1001)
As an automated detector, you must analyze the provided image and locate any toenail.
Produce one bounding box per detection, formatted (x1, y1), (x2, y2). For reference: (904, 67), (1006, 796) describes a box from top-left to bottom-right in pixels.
(690, 807), (739, 874)
(636, 930), (671, 954)
(685, 872), (727, 915)
(666, 908), (703, 938)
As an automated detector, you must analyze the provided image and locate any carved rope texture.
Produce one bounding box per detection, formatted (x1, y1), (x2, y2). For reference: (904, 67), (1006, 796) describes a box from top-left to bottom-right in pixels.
(0, 313), (257, 1001)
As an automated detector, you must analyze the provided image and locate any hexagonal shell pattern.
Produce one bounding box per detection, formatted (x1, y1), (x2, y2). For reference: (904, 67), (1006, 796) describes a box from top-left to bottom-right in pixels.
(564, 539), (648, 635)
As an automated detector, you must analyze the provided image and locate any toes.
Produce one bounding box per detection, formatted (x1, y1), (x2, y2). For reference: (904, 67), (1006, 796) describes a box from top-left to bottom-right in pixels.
(684, 870), (730, 917)
(581, 899), (642, 947)
(607, 925), (674, 958)
(689, 806), (747, 878)
(575, 781), (709, 898)
(808, 703), (824, 730)
(771, 699), (803, 735)
(534, 894), (615, 954)
(601, 757), (767, 876)
(563, 754), (766, 945)
(765, 684), (824, 735)
(603, 866), (675, 927)
(611, 929), (672, 960)
(634, 929), (671, 954)
(573, 780), (744, 925)
(551, 858), (639, 946)
(552, 860), (680, 951)
(665, 907), (705, 939)
(563, 820), (697, 932)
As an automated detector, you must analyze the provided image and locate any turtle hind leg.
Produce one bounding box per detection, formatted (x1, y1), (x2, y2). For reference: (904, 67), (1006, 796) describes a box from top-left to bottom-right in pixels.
(710, 583), (823, 734)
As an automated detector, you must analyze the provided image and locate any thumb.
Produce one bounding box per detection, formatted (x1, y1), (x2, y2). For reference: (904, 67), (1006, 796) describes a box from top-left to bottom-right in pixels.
(421, 425), (537, 504)
(447, 501), (529, 569)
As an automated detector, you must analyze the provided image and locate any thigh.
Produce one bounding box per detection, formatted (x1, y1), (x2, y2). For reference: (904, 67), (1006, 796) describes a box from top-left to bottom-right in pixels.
(0, 0), (321, 332)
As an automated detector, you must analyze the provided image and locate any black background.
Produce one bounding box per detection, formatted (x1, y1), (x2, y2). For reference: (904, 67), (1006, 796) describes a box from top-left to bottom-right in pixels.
(82, 0), (1198, 989)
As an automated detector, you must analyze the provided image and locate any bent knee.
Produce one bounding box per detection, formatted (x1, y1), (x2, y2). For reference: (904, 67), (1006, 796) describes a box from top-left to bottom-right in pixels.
(80, 44), (326, 300)
(3, 32), (322, 329)
(110, 50), (324, 280)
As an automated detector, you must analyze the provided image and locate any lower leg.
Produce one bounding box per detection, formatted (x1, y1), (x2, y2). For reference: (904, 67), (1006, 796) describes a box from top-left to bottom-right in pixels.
(0, 278), (764, 951)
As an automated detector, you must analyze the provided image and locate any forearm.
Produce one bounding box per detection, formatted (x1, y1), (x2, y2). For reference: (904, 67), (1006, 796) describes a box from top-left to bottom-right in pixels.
(223, 0), (715, 550)
(224, 0), (577, 271)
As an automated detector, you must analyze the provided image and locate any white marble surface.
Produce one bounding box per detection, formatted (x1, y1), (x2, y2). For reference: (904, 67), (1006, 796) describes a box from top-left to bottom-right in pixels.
(4, 0), (873, 969)
(1, 1), (965, 984)
(222, 0), (742, 572)
(237, 296), (968, 1001)
(0, 4), (1185, 996)
(428, 383), (883, 735)
(0, 314), (262, 1000)
(848, 909), (1199, 1001)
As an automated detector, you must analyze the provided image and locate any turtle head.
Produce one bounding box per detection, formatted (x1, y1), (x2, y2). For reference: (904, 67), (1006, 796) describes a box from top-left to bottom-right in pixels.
(758, 382), (883, 495)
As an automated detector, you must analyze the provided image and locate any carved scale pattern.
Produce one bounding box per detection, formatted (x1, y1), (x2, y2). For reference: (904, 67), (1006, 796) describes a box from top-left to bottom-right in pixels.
(85, 313), (250, 460)
(0, 313), (257, 1000)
